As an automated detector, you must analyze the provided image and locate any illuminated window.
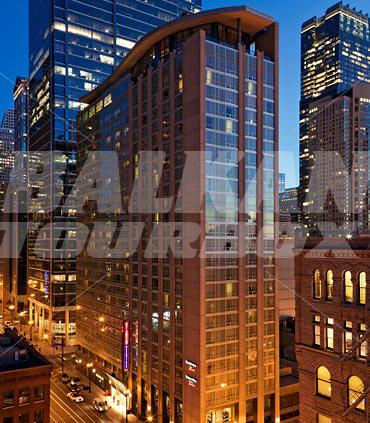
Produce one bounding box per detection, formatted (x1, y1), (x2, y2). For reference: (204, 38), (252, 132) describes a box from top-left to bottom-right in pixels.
(348, 376), (365, 411)
(359, 272), (366, 305)
(344, 321), (352, 353)
(359, 324), (367, 359)
(317, 366), (331, 398)
(344, 271), (353, 303)
(314, 315), (321, 346)
(313, 269), (322, 299)
(54, 22), (66, 32)
(225, 119), (233, 133)
(54, 65), (66, 76)
(317, 415), (331, 423)
(326, 318), (334, 350)
(326, 270), (334, 300)
(100, 54), (114, 65)
(104, 94), (112, 107)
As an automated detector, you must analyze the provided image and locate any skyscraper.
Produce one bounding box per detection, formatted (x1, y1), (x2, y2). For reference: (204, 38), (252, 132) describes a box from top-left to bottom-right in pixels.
(10, 78), (29, 314)
(0, 109), (15, 318)
(0, 109), (15, 194)
(299, 2), (370, 231)
(305, 84), (370, 236)
(76, 7), (279, 423)
(27, 0), (201, 346)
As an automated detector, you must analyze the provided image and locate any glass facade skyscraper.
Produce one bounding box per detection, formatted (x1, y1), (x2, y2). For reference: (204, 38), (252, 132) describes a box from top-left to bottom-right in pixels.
(299, 2), (370, 230)
(27, 0), (201, 346)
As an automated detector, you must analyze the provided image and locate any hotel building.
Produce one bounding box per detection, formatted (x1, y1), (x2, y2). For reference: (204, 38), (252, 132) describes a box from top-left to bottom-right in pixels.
(76, 7), (279, 423)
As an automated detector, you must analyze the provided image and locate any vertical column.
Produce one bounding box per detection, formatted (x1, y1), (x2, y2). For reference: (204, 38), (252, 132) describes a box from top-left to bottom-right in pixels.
(65, 308), (70, 346)
(237, 42), (247, 423)
(256, 49), (265, 423)
(29, 299), (33, 322)
(272, 22), (281, 423)
(169, 51), (176, 423)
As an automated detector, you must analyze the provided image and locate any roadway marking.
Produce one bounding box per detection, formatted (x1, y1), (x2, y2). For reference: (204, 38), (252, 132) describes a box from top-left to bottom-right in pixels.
(51, 378), (109, 423)
(51, 392), (82, 423)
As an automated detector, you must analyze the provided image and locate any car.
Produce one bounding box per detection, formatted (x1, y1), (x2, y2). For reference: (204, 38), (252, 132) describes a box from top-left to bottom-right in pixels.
(67, 392), (84, 403)
(61, 373), (70, 384)
(93, 398), (109, 413)
(72, 377), (80, 382)
(69, 382), (81, 393)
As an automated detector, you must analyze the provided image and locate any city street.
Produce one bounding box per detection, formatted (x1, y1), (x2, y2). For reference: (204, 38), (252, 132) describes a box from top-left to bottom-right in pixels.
(48, 353), (140, 423)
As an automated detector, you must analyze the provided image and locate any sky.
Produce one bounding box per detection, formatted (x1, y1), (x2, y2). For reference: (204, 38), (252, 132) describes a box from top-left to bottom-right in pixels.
(0, 0), (369, 187)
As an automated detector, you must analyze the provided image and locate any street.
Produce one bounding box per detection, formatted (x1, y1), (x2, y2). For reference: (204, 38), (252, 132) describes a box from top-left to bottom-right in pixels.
(48, 353), (140, 423)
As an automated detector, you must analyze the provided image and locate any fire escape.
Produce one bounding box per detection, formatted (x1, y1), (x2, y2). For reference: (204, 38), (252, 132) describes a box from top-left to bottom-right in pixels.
(339, 327), (370, 419)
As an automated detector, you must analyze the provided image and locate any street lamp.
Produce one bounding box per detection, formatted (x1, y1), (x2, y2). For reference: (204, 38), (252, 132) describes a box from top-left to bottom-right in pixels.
(8, 304), (15, 324)
(147, 404), (153, 422)
(19, 311), (25, 333)
(86, 363), (93, 392)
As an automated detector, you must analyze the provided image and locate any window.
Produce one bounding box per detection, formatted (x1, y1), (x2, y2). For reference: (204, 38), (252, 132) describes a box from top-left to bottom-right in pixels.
(34, 409), (44, 423)
(344, 321), (352, 353)
(314, 315), (321, 347)
(317, 366), (331, 398)
(34, 386), (44, 402)
(344, 271), (353, 303)
(18, 413), (29, 423)
(326, 318), (334, 350)
(326, 270), (334, 300)
(359, 272), (366, 305)
(3, 390), (14, 408)
(317, 415), (331, 423)
(18, 388), (30, 405)
(3, 417), (14, 423)
(314, 269), (322, 299)
(359, 324), (368, 359)
(348, 376), (365, 411)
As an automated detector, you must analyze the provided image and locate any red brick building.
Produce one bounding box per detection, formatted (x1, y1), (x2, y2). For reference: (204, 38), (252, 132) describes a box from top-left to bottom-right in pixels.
(0, 330), (52, 423)
(295, 237), (370, 422)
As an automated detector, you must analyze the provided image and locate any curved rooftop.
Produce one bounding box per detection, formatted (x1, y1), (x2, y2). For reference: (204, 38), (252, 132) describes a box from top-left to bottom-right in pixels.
(82, 6), (275, 104)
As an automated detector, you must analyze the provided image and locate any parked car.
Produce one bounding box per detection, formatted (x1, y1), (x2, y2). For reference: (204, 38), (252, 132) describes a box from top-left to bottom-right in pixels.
(61, 373), (70, 384)
(93, 398), (109, 413)
(72, 377), (80, 382)
(67, 392), (84, 403)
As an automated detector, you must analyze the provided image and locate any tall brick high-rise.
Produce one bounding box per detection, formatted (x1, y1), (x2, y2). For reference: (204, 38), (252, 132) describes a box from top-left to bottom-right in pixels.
(76, 7), (279, 423)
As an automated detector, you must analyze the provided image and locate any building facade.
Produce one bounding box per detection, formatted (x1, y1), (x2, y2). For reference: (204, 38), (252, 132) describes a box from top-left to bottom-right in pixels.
(10, 78), (29, 314)
(299, 2), (370, 230)
(295, 237), (370, 422)
(27, 0), (201, 346)
(0, 109), (15, 201)
(76, 7), (279, 423)
(0, 109), (16, 320)
(0, 330), (52, 423)
(304, 84), (370, 237)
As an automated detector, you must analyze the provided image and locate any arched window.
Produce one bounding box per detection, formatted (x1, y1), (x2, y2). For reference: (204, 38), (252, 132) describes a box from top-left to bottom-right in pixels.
(317, 366), (331, 398)
(348, 376), (365, 411)
(344, 271), (353, 303)
(359, 272), (366, 305)
(314, 269), (322, 299)
(326, 270), (334, 300)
